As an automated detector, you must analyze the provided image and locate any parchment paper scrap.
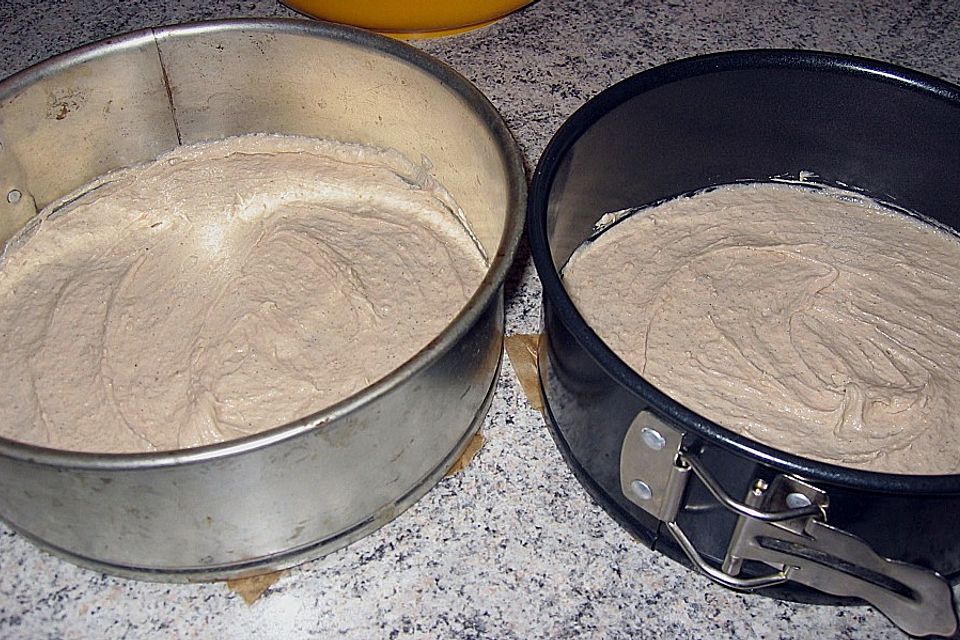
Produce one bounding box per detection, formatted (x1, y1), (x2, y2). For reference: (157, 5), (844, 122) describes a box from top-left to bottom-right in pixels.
(504, 333), (543, 412)
(446, 431), (486, 476)
(226, 569), (286, 605)
(446, 332), (544, 475)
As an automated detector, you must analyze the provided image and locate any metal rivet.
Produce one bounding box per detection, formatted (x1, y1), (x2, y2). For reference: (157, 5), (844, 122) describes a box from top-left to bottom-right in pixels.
(6, 189), (21, 204)
(785, 492), (812, 509)
(751, 478), (769, 496)
(630, 479), (653, 501)
(640, 427), (666, 450)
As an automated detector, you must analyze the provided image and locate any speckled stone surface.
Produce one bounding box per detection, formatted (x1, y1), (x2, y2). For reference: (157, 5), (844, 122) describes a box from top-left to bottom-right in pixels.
(1, 1), (959, 638)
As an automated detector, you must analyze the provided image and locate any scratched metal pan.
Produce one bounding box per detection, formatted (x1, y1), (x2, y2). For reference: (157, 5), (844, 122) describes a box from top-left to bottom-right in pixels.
(527, 50), (960, 637)
(0, 19), (525, 581)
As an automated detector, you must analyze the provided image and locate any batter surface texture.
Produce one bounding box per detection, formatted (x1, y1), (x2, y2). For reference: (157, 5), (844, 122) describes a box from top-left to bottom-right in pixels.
(0, 135), (486, 453)
(563, 183), (960, 474)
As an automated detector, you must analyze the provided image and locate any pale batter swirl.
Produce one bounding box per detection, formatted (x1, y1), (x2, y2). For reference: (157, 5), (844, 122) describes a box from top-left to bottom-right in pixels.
(563, 183), (960, 474)
(0, 135), (486, 453)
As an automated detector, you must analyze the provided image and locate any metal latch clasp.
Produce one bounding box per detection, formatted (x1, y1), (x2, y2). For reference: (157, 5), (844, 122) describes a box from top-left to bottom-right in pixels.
(619, 411), (958, 638)
(618, 411), (689, 523)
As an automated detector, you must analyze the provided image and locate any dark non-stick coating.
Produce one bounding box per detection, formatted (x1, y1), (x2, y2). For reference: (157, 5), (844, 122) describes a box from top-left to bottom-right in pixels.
(527, 49), (960, 592)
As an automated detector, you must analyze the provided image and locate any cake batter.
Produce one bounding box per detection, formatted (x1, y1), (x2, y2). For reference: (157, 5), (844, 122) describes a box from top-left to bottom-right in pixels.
(563, 183), (960, 474)
(0, 135), (486, 453)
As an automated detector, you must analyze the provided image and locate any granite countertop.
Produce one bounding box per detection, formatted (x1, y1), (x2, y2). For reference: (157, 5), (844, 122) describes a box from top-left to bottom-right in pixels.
(1, 1), (959, 638)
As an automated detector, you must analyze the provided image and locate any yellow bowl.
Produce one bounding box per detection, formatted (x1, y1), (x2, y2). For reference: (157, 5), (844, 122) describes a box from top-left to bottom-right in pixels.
(282, 0), (535, 38)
